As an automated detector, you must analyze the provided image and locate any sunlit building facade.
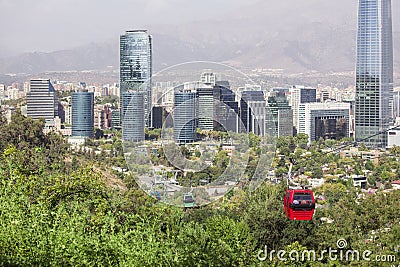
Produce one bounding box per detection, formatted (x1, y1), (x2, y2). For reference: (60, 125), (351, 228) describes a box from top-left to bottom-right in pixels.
(27, 79), (58, 122)
(355, 0), (393, 147)
(120, 30), (152, 140)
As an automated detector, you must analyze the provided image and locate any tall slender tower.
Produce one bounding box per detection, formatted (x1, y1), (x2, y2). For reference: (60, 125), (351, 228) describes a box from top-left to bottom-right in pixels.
(355, 0), (393, 147)
(120, 30), (152, 141)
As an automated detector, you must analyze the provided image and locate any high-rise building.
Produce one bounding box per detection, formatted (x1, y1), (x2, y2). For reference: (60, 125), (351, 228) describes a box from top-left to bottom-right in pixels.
(298, 102), (351, 143)
(120, 30), (152, 139)
(197, 85), (214, 131)
(266, 92), (293, 137)
(289, 86), (317, 131)
(240, 91), (266, 136)
(174, 90), (197, 144)
(122, 92), (145, 141)
(213, 81), (239, 132)
(71, 91), (94, 138)
(355, 0), (393, 147)
(27, 79), (58, 122)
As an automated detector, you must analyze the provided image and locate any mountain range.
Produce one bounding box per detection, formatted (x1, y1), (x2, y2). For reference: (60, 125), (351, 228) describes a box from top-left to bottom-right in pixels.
(0, 0), (399, 75)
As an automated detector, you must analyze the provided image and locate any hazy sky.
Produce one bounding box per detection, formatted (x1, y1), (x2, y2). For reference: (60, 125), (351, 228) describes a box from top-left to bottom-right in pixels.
(0, 0), (260, 53)
(1, 0), (399, 57)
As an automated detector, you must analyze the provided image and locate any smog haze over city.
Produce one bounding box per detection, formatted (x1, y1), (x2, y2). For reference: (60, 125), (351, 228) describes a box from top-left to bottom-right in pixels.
(1, 0), (400, 266)
(0, 0), (399, 75)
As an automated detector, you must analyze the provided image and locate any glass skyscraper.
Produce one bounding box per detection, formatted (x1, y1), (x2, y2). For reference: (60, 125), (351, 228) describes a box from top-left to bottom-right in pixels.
(174, 91), (197, 144)
(122, 92), (145, 141)
(120, 30), (152, 140)
(355, 0), (393, 147)
(213, 81), (239, 133)
(240, 91), (266, 136)
(71, 91), (94, 138)
(266, 92), (293, 138)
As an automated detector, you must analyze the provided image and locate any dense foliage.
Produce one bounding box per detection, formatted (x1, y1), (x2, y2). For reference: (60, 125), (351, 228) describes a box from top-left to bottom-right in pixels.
(0, 113), (399, 266)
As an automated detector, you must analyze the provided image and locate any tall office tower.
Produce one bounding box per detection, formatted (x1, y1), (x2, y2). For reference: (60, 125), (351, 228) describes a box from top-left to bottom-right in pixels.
(120, 30), (152, 139)
(289, 86), (317, 131)
(266, 92), (293, 137)
(71, 91), (94, 138)
(174, 90), (197, 144)
(213, 81), (239, 132)
(122, 92), (145, 141)
(355, 0), (393, 147)
(197, 85), (214, 131)
(27, 79), (58, 122)
(240, 91), (266, 136)
(298, 102), (351, 143)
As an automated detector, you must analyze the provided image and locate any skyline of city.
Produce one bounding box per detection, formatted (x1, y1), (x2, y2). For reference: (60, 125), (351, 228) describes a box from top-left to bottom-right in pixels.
(1, 2), (400, 265)
(0, 0), (398, 149)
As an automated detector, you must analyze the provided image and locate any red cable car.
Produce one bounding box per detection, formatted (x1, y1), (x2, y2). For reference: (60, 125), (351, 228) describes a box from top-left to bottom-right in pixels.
(284, 189), (315, 221)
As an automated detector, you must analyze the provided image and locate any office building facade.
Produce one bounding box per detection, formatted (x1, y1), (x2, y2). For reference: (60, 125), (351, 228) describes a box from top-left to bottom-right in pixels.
(298, 102), (351, 143)
(71, 91), (94, 138)
(120, 30), (152, 139)
(111, 110), (121, 129)
(289, 86), (317, 131)
(240, 91), (266, 136)
(27, 79), (58, 122)
(122, 92), (145, 141)
(355, 0), (393, 147)
(197, 86), (214, 131)
(266, 92), (293, 137)
(174, 91), (197, 143)
(213, 81), (239, 132)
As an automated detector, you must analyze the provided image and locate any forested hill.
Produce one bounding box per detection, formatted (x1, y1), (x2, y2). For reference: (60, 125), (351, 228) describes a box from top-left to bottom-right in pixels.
(0, 112), (399, 266)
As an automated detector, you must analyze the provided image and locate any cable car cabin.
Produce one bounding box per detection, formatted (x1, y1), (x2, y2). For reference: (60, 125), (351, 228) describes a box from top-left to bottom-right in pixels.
(183, 193), (195, 208)
(284, 189), (315, 221)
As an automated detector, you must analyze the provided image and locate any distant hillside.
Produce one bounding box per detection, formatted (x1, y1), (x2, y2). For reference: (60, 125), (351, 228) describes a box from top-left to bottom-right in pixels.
(0, 0), (399, 74)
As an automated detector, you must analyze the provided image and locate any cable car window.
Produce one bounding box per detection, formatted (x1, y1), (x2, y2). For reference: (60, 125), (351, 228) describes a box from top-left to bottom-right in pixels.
(293, 193), (312, 202)
(184, 196), (193, 202)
